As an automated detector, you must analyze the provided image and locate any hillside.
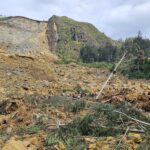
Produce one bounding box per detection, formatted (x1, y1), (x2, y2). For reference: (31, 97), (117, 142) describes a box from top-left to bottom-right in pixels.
(0, 15), (115, 59)
(0, 15), (150, 150)
(47, 15), (114, 59)
(0, 16), (52, 56)
(0, 46), (150, 150)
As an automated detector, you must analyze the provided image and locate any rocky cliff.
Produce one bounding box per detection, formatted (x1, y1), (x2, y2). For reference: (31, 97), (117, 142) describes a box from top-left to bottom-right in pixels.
(0, 15), (114, 58)
(0, 16), (50, 56)
(47, 15), (114, 59)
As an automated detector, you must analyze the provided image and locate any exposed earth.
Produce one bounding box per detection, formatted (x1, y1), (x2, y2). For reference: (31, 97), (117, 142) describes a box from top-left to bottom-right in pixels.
(0, 48), (150, 150)
(0, 16), (150, 150)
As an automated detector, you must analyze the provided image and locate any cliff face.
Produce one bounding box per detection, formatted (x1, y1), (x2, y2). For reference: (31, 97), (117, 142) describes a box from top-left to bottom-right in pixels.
(0, 15), (114, 58)
(0, 16), (50, 56)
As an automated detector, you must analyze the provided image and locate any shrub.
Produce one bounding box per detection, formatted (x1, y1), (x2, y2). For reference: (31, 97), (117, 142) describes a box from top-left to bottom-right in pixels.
(45, 134), (59, 146)
(65, 100), (86, 113)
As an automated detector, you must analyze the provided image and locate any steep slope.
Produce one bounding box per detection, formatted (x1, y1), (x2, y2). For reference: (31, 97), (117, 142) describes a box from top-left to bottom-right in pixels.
(47, 15), (115, 59)
(0, 16), (52, 57)
(0, 15), (115, 59)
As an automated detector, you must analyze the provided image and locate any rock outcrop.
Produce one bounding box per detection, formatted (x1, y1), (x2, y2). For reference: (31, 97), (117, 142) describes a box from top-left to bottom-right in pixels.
(0, 16), (50, 56)
(47, 15), (114, 58)
(0, 15), (114, 59)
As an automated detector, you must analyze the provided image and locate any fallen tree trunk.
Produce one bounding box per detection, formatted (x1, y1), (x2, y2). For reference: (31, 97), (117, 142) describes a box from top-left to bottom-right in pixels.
(96, 51), (127, 100)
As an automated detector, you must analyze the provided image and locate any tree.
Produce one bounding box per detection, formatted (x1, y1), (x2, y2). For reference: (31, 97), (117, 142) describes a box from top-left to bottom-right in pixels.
(80, 45), (98, 63)
(137, 30), (142, 39)
(135, 49), (145, 71)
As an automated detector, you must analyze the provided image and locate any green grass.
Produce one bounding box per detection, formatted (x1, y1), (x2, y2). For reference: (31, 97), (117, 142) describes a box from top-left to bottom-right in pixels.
(55, 56), (114, 70)
(65, 137), (87, 150)
(18, 124), (41, 135)
(49, 15), (113, 59)
(80, 61), (114, 69)
(45, 134), (59, 146)
(65, 100), (86, 113)
(60, 103), (150, 138)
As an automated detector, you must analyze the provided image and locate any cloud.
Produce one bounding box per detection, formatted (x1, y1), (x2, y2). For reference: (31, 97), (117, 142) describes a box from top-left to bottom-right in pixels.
(0, 0), (150, 39)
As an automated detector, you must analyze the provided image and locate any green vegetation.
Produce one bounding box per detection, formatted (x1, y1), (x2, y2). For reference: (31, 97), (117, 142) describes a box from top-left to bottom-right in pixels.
(81, 61), (114, 69)
(0, 15), (7, 21)
(54, 54), (78, 64)
(54, 56), (114, 69)
(45, 134), (59, 146)
(51, 16), (149, 80)
(65, 137), (87, 150)
(80, 44), (119, 63)
(18, 124), (41, 135)
(65, 100), (86, 113)
(60, 103), (150, 137)
(44, 102), (149, 149)
(122, 59), (150, 79)
(49, 15), (113, 59)
(137, 129), (150, 150)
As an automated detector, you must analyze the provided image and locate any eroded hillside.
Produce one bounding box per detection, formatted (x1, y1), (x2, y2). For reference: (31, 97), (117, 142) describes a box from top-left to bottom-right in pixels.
(0, 15), (115, 59)
(0, 48), (150, 150)
(0, 16), (51, 56)
(0, 15), (150, 150)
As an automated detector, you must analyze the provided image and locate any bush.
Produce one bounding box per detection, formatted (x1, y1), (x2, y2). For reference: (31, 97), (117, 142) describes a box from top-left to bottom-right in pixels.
(120, 58), (150, 79)
(18, 124), (41, 135)
(81, 61), (114, 69)
(61, 103), (150, 138)
(45, 134), (59, 146)
(65, 137), (87, 150)
(65, 100), (86, 113)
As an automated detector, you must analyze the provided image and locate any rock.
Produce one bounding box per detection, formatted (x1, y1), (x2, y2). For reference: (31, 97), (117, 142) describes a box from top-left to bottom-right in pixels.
(0, 115), (7, 124)
(88, 143), (97, 150)
(106, 136), (115, 142)
(96, 141), (112, 150)
(25, 137), (39, 146)
(85, 137), (96, 144)
(2, 140), (27, 150)
(6, 126), (12, 134)
(55, 142), (66, 150)
(88, 139), (114, 150)
(127, 133), (143, 143)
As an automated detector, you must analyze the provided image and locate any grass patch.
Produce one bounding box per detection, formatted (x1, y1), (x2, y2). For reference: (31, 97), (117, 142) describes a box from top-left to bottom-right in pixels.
(60, 103), (150, 138)
(65, 137), (87, 150)
(55, 56), (114, 70)
(81, 61), (114, 69)
(18, 124), (41, 135)
(65, 100), (86, 113)
(45, 134), (59, 146)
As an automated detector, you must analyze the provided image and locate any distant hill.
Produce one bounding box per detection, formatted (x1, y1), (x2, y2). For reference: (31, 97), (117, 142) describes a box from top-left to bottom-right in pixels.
(47, 15), (116, 59)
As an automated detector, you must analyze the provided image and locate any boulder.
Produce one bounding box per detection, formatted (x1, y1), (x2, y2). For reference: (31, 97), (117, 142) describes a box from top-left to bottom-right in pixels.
(127, 133), (143, 143)
(2, 140), (27, 150)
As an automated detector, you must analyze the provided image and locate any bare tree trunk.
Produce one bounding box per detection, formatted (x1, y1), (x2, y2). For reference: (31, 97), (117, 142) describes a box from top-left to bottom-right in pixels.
(96, 51), (127, 100)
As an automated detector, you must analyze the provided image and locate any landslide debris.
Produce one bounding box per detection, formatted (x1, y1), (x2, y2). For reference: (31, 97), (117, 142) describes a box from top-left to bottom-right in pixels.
(0, 50), (150, 150)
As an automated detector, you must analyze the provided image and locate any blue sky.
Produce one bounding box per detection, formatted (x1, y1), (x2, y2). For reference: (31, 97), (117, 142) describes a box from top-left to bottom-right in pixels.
(1, 0), (150, 40)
